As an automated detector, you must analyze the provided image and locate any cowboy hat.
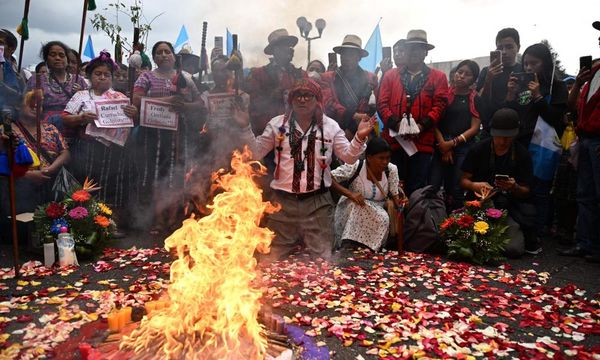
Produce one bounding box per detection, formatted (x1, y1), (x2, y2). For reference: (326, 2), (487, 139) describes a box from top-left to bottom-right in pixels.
(404, 29), (435, 50)
(332, 34), (368, 57)
(264, 28), (298, 55)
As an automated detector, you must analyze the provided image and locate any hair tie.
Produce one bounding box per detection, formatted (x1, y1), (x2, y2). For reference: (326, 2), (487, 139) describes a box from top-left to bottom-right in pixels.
(93, 50), (119, 71)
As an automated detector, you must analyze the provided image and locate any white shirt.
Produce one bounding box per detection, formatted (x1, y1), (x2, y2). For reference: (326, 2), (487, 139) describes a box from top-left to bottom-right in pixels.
(587, 68), (600, 102)
(241, 114), (366, 193)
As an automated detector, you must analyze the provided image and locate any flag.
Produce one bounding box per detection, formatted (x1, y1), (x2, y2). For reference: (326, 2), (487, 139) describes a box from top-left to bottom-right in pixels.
(359, 22), (382, 73)
(174, 25), (190, 52)
(87, 0), (97, 11)
(226, 28), (233, 56)
(16, 18), (29, 40)
(528, 115), (562, 181)
(83, 35), (95, 60)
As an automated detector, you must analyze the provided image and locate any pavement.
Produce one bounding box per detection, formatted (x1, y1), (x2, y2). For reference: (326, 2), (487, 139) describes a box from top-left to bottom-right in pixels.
(0, 229), (599, 359)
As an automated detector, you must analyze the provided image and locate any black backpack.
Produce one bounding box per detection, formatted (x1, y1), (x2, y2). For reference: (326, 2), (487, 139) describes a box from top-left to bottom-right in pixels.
(403, 185), (447, 253)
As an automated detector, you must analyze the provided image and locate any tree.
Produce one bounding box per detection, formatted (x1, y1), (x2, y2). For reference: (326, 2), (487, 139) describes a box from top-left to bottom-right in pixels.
(91, 0), (163, 54)
(541, 39), (568, 79)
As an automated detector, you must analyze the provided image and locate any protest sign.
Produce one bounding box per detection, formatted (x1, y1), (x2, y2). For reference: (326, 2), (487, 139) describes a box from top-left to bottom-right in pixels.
(140, 98), (179, 131)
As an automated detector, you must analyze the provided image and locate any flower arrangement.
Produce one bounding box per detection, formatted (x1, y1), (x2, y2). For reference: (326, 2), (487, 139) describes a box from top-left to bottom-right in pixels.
(439, 196), (510, 265)
(33, 178), (115, 257)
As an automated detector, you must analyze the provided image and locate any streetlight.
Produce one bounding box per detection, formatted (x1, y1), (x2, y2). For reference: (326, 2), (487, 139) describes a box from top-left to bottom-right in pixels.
(296, 16), (326, 65)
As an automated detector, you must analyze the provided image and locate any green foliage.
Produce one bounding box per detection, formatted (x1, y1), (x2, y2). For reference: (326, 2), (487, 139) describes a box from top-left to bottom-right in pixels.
(541, 39), (568, 79)
(91, 0), (164, 53)
(440, 201), (510, 265)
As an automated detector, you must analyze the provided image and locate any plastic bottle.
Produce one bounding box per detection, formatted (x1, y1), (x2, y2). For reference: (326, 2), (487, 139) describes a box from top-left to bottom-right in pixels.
(43, 235), (55, 267)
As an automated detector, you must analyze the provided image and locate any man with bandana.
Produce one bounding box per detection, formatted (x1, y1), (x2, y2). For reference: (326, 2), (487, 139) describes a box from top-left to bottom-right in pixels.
(236, 79), (375, 261)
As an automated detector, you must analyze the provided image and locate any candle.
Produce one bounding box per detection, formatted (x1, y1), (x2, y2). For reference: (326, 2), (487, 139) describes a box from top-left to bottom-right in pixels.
(107, 311), (120, 332)
(78, 343), (92, 360)
(144, 301), (156, 315)
(119, 307), (132, 328)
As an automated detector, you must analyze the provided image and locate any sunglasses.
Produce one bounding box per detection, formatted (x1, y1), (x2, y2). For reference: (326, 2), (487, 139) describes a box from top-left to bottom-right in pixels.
(293, 92), (315, 101)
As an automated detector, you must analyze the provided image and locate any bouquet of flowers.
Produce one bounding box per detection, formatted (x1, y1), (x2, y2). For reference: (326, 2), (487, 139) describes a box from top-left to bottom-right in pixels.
(439, 197), (510, 265)
(33, 178), (115, 257)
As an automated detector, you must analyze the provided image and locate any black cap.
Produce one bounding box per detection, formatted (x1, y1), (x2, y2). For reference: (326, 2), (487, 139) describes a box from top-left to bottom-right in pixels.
(593, 21), (600, 31)
(490, 108), (520, 137)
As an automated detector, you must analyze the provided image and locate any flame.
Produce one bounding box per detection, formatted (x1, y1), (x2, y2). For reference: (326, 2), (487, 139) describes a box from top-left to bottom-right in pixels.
(121, 147), (280, 359)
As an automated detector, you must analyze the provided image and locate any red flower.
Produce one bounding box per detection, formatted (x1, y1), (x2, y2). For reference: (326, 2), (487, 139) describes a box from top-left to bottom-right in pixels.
(72, 190), (91, 202)
(45, 202), (65, 219)
(457, 214), (475, 228)
(465, 200), (481, 208)
(440, 217), (455, 231)
(94, 215), (110, 228)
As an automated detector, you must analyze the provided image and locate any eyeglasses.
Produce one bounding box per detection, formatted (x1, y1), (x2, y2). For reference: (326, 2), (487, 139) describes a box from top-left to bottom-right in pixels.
(293, 92), (315, 101)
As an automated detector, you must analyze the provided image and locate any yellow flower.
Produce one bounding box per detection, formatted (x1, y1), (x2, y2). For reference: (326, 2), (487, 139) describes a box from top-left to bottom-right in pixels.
(474, 221), (489, 234)
(98, 202), (112, 216)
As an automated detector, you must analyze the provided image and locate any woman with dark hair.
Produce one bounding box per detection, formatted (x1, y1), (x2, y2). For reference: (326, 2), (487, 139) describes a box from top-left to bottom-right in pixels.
(27, 41), (88, 144)
(131, 41), (204, 234)
(62, 51), (137, 211)
(331, 137), (406, 251)
(506, 42), (568, 254)
(0, 29), (26, 117)
(431, 59), (481, 210)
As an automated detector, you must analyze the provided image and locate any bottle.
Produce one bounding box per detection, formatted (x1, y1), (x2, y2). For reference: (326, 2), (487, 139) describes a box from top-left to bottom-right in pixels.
(57, 227), (78, 266)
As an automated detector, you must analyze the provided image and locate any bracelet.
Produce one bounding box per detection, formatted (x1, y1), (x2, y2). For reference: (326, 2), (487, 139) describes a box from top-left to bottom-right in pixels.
(459, 134), (467, 143)
(452, 138), (458, 147)
(354, 134), (366, 144)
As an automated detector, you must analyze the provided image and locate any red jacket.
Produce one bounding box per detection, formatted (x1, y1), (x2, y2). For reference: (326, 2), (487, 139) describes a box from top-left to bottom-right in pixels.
(377, 66), (448, 153)
(320, 69), (377, 129)
(576, 63), (600, 137)
(244, 62), (307, 134)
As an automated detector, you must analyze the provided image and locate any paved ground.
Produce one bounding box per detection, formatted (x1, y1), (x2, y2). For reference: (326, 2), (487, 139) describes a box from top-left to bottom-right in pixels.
(0, 229), (598, 359)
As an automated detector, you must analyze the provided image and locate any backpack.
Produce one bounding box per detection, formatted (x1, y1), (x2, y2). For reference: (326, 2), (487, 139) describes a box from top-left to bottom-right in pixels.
(403, 185), (447, 253)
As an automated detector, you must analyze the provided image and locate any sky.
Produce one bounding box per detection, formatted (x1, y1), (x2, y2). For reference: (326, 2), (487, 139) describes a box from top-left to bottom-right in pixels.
(1, 0), (599, 76)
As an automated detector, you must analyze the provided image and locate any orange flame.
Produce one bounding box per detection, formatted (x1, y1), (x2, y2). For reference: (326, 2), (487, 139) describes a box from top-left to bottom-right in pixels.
(121, 147), (280, 359)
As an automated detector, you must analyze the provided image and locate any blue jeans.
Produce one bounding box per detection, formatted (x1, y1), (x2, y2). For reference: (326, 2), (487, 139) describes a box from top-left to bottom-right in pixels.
(576, 136), (600, 256)
(430, 143), (470, 210)
(532, 177), (553, 236)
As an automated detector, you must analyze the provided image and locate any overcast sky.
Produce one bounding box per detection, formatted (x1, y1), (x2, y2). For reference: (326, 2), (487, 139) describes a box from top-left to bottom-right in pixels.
(1, 0), (599, 75)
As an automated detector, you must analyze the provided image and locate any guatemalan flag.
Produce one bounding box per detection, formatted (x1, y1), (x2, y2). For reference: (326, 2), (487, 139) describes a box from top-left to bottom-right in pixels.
(528, 114), (562, 181)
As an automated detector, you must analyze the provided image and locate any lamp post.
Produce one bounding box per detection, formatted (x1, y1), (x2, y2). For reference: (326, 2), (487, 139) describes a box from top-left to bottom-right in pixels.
(296, 17), (326, 66)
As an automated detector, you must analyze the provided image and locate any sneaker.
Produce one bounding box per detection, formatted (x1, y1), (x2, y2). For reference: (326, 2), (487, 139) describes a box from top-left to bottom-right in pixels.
(525, 239), (543, 255)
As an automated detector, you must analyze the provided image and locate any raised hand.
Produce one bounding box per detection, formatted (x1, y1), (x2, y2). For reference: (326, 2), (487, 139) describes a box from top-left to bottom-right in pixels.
(355, 115), (376, 142)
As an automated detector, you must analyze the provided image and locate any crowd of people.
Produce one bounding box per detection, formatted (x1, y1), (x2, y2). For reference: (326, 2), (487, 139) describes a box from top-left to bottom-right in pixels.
(0, 22), (598, 264)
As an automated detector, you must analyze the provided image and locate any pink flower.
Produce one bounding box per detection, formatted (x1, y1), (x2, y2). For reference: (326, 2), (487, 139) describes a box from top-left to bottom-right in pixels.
(68, 206), (89, 220)
(486, 208), (503, 219)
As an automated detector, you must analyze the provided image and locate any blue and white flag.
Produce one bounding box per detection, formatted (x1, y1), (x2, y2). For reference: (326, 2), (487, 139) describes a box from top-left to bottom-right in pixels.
(174, 25), (190, 52)
(226, 28), (234, 56)
(528, 115), (562, 181)
(83, 35), (95, 60)
(359, 22), (382, 73)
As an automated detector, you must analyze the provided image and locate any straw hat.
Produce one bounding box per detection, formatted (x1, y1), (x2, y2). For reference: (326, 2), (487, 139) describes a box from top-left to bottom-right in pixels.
(264, 29), (298, 55)
(404, 29), (435, 50)
(333, 34), (368, 57)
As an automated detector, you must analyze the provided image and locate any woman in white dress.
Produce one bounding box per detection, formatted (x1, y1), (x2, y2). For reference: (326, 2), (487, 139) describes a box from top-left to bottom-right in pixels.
(331, 137), (407, 251)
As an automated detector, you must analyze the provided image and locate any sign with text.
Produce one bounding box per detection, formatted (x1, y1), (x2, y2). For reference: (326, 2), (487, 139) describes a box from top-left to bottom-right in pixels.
(206, 93), (235, 128)
(93, 99), (134, 128)
(140, 98), (179, 131)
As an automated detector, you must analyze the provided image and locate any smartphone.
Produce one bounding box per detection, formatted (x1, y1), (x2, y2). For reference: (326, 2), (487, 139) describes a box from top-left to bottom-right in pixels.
(232, 34), (238, 51)
(382, 46), (392, 60)
(328, 52), (337, 67)
(495, 174), (510, 181)
(513, 72), (535, 90)
(214, 36), (223, 53)
(580, 55), (592, 71)
(0, 45), (5, 63)
(490, 50), (502, 65)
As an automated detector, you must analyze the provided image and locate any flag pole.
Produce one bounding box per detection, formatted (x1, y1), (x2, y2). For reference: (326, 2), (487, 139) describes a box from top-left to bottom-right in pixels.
(17, 0), (31, 72)
(77, 0), (90, 78)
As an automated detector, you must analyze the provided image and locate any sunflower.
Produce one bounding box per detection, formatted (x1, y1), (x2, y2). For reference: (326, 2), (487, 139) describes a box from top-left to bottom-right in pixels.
(474, 221), (489, 235)
(98, 202), (113, 216)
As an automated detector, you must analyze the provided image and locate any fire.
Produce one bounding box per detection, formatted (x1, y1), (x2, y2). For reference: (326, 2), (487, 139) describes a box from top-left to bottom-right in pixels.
(121, 147), (280, 359)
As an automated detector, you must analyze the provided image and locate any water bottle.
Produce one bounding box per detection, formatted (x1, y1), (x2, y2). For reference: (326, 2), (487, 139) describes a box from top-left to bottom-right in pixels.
(57, 227), (78, 266)
(43, 235), (55, 267)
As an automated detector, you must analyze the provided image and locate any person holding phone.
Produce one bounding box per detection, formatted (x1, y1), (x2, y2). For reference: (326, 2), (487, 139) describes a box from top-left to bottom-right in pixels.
(505, 43), (568, 251)
(460, 108), (535, 258)
(320, 34), (377, 140)
(0, 29), (26, 119)
(431, 60), (481, 210)
(559, 21), (600, 263)
(476, 28), (523, 139)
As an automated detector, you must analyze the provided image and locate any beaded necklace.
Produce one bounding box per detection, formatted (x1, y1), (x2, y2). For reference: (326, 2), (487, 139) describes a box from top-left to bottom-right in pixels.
(48, 72), (73, 95)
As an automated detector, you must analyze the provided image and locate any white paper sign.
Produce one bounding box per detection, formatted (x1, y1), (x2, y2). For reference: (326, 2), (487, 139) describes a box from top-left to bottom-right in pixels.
(206, 93), (235, 127)
(388, 128), (418, 157)
(93, 99), (134, 128)
(140, 98), (179, 131)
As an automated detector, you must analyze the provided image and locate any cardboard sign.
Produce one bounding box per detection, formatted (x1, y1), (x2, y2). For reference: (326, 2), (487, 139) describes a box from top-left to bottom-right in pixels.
(140, 98), (179, 131)
(93, 99), (134, 128)
(206, 93), (235, 128)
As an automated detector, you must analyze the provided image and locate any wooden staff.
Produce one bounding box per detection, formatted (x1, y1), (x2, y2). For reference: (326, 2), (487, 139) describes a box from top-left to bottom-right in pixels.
(232, 34), (239, 95)
(76, 0), (90, 79)
(2, 112), (21, 277)
(128, 27), (140, 103)
(16, 0), (31, 72)
(35, 73), (41, 159)
(199, 21), (208, 83)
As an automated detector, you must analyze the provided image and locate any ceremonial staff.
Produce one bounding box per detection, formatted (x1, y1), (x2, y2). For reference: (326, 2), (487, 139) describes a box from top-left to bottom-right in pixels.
(77, 0), (97, 78)
(16, 0), (31, 72)
(199, 22), (208, 83)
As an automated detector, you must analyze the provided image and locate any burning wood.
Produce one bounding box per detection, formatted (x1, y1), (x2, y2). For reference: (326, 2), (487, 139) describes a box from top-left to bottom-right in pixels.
(119, 147), (281, 359)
